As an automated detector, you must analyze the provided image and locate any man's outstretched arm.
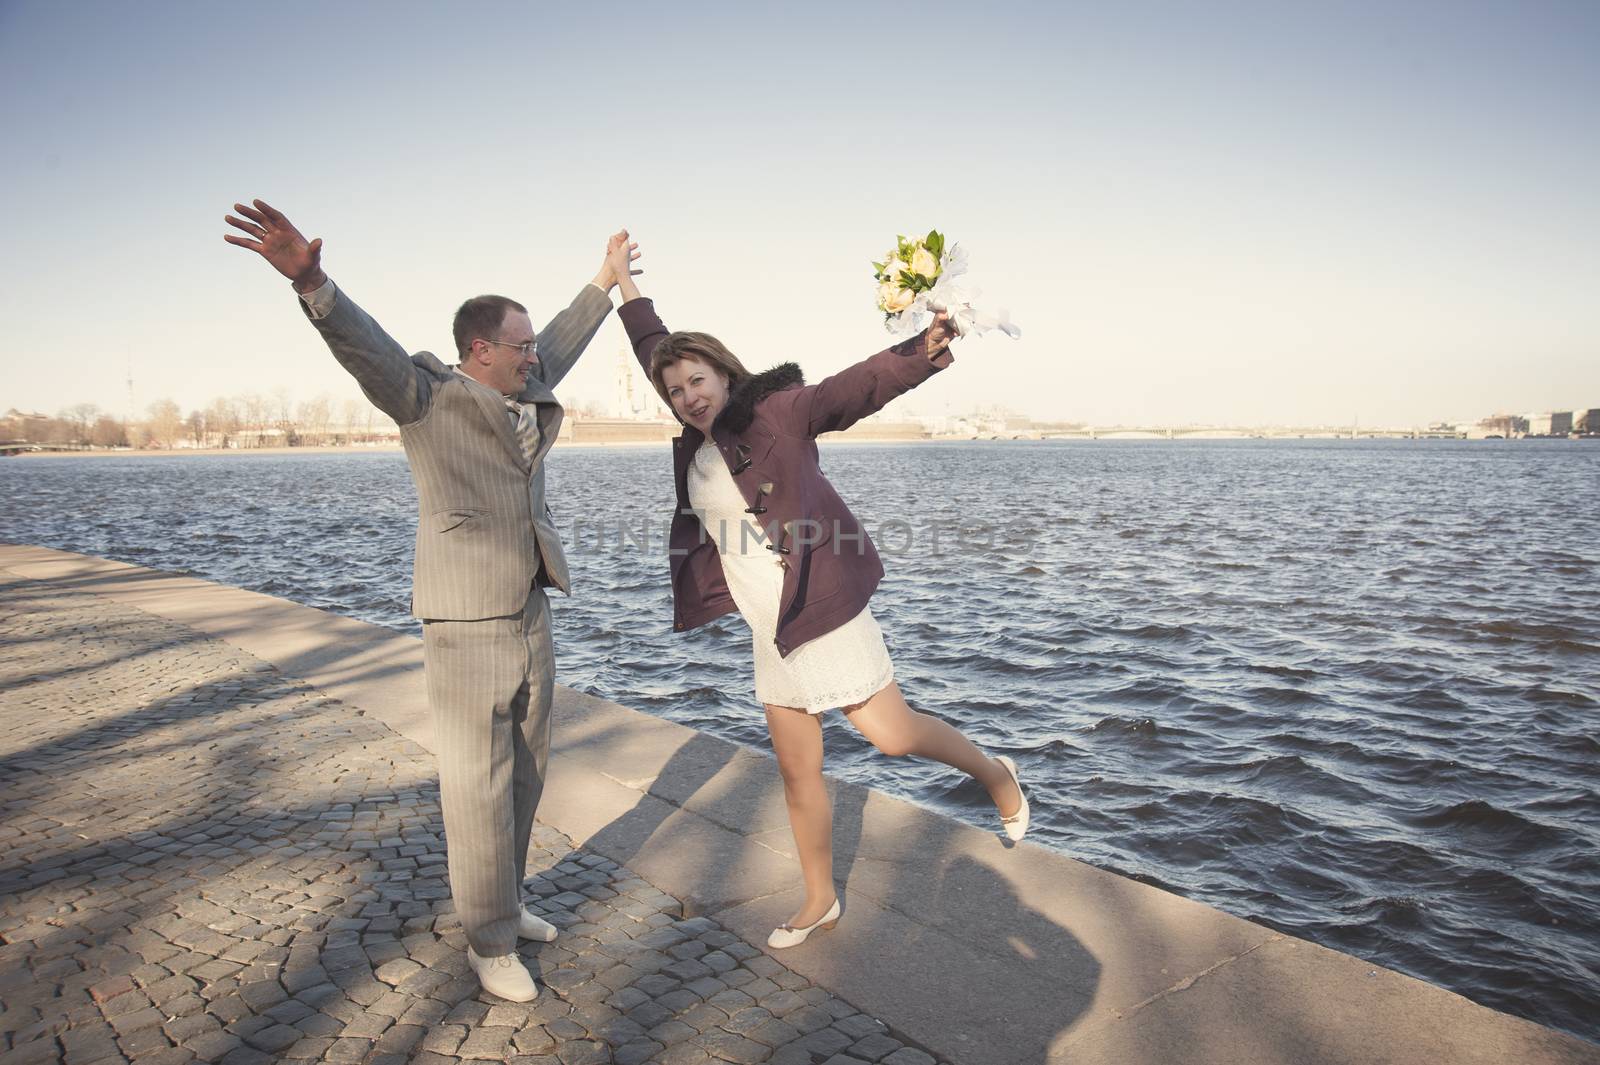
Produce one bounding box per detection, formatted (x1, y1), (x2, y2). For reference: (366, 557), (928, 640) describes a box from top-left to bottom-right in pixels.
(224, 199), (429, 424)
(526, 229), (641, 395)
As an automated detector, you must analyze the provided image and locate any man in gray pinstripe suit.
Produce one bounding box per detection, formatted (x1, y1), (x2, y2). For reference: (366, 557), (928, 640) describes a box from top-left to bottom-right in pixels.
(225, 199), (637, 1001)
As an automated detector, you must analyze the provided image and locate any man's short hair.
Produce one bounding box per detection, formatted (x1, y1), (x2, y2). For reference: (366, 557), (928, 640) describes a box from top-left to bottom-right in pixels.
(452, 295), (527, 360)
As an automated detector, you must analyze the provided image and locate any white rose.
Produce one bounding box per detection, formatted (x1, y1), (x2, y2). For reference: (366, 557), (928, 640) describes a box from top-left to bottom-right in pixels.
(909, 245), (940, 278)
(879, 282), (915, 314)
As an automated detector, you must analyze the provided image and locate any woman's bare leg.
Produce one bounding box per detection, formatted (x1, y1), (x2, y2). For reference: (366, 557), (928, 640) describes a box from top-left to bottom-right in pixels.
(844, 682), (1022, 817)
(764, 703), (838, 927)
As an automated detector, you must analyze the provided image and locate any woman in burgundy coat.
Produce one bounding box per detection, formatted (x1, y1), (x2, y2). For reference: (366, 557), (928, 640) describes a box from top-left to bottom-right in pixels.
(614, 269), (1029, 948)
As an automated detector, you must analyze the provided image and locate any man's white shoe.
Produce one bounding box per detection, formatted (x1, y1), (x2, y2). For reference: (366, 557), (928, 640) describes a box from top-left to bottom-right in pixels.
(466, 948), (538, 1002)
(518, 908), (559, 943)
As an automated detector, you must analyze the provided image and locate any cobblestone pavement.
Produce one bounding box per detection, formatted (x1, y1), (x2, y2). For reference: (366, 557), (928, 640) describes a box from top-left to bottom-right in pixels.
(0, 575), (946, 1065)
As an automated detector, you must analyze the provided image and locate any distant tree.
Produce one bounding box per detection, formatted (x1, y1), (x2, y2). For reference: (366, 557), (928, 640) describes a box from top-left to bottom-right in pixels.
(90, 416), (127, 448)
(341, 398), (363, 443)
(61, 403), (101, 443)
(186, 410), (207, 446)
(205, 397), (240, 447)
(271, 388), (297, 445)
(273, 387), (294, 428)
(238, 393), (268, 446)
(39, 415), (75, 445)
(297, 394), (332, 444)
(146, 398), (183, 448)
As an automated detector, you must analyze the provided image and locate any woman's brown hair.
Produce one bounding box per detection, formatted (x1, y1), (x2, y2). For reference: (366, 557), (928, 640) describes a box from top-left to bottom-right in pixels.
(648, 332), (753, 420)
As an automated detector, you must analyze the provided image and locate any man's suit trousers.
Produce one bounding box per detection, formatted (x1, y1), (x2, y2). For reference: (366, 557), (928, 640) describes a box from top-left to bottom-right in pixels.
(422, 583), (553, 956)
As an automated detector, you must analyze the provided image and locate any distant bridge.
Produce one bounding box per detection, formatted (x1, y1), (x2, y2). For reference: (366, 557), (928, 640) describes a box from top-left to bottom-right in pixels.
(0, 442), (93, 456)
(1028, 427), (1468, 441)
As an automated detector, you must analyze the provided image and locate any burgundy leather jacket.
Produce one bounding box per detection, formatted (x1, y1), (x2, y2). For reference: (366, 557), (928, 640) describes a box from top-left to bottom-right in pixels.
(619, 297), (952, 657)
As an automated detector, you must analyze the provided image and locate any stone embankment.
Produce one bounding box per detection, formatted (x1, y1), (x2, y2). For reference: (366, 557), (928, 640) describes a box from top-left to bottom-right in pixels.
(1, 544), (1595, 1065)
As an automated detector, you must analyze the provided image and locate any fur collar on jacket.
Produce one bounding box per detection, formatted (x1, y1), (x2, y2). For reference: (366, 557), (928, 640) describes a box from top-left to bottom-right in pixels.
(713, 362), (804, 434)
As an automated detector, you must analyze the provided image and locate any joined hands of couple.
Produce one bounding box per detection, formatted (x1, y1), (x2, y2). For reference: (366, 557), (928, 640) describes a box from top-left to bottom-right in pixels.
(223, 199), (958, 356)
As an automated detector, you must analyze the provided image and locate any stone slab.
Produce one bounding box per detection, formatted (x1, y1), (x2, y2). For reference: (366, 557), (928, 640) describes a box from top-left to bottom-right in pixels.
(1057, 933), (1600, 1065)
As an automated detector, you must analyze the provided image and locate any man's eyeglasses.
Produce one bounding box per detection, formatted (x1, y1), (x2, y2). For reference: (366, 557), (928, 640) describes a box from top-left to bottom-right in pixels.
(484, 338), (539, 358)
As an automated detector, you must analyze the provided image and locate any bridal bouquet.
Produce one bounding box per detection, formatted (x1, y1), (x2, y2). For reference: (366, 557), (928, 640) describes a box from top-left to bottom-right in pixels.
(873, 230), (1021, 340)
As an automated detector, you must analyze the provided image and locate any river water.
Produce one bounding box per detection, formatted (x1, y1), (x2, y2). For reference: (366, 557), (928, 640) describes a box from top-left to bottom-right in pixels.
(4, 439), (1596, 1042)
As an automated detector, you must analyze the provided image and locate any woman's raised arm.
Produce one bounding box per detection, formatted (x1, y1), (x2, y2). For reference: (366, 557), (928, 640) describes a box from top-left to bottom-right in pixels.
(617, 278), (670, 377)
(767, 311), (961, 438)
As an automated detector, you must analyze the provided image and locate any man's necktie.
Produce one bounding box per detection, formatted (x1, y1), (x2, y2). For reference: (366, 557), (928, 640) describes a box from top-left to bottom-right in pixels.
(506, 398), (540, 469)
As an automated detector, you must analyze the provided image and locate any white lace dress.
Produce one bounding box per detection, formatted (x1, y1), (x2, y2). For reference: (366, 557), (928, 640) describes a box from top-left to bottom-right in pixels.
(687, 441), (894, 714)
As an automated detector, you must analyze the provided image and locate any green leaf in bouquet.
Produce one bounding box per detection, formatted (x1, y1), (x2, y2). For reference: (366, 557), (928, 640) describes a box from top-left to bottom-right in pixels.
(926, 230), (945, 258)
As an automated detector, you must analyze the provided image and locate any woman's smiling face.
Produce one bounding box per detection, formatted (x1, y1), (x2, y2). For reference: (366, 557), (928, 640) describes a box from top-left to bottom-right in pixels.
(661, 355), (731, 432)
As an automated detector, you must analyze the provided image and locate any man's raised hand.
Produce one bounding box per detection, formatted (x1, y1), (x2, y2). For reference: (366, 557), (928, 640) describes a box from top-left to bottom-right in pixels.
(224, 199), (327, 293)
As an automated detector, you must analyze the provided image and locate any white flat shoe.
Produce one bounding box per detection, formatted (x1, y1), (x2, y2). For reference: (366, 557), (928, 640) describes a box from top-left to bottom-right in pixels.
(518, 907), (558, 943)
(767, 897), (841, 949)
(467, 948), (538, 1002)
(996, 755), (1030, 842)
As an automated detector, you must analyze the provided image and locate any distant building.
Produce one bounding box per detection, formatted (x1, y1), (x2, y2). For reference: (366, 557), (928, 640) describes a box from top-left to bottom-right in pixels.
(1476, 413), (1526, 438)
(1577, 409), (1600, 435)
(0, 408), (55, 445)
(612, 346), (671, 420)
(1525, 411), (1573, 437)
(563, 418), (676, 445)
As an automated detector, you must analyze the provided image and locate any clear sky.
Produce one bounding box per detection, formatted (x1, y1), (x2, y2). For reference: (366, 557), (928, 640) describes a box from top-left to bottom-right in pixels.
(1, 0), (1596, 427)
